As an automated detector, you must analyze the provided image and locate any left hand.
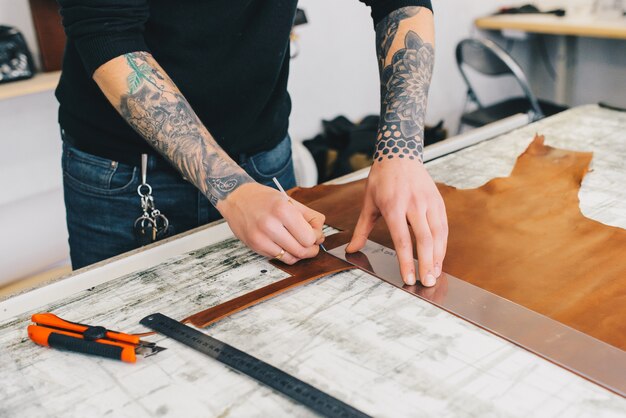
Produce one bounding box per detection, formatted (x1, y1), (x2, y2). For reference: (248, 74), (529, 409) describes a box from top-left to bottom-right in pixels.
(346, 158), (448, 287)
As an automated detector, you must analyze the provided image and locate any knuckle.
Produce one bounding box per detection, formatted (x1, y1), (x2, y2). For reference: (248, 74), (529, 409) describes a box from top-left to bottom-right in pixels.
(416, 234), (433, 248)
(258, 218), (274, 233)
(292, 247), (309, 259)
(381, 206), (402, 221)
(284, 258), (298, 265)
(247, 232), (263, 248)
(377, 195), (396, 211)
(396, 237), (412, 250)
(304, 232), (317, 247)
(273, 201), (290, 218)
(297, 229), (316, 248)
(312, 213), (326, 228)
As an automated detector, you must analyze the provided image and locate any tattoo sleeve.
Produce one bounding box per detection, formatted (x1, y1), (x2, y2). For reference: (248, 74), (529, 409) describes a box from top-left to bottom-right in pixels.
(374, 7), (434, 163)
(116, 52), (252, 206)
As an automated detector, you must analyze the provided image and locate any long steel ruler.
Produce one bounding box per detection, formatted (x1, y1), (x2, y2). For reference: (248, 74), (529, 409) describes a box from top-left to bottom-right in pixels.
(140, 313), (370, 417)
(327, 240), (626, 398)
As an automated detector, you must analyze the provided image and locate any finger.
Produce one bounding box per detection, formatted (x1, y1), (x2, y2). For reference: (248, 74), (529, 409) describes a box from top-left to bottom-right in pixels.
(385, 211), (417, 286)
(314, 234), (326, 246)
(276, 200), (318, 247)
(250, 234), (300, 265)
(263, 217), (319, 260)
(346, 196), (379, 253)
(265, 243), (300, 265)
(408, 211), (436, 287)
(426, 204), (447, 278)
(440, 200), (449, 263)
(291, 200), (326, 243)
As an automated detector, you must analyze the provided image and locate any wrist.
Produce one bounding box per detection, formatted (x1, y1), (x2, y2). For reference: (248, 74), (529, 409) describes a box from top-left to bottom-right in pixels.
(214, 179), (256, 215)
(374, 127), (424, 164)
(208, 170), (254, 209)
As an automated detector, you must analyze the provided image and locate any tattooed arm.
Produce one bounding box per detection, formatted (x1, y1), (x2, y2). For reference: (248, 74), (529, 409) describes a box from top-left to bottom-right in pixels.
(93, 52), (325, 264)
(347, 7), (448, 287)
(374, 7), (434, 163)
(95, 52), (251, 205)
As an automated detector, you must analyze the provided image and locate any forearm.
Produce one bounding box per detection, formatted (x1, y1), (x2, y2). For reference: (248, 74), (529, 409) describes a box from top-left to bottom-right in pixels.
(93, 51), (252, 206)
(374, 7), (435, 163)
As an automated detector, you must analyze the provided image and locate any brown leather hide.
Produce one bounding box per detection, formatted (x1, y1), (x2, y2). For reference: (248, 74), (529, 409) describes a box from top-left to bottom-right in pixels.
(289, 136), (626, 350)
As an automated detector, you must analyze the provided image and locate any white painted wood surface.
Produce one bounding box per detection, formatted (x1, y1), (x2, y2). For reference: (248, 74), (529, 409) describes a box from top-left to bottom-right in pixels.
(1, 105), (625, 417)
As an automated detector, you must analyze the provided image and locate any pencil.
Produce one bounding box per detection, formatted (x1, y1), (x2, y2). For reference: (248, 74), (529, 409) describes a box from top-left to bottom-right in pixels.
(272, 177), (327, 252)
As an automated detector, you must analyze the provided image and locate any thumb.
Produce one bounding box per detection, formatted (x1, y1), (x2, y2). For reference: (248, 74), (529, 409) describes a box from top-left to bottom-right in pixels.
(346, 197), (378, 253)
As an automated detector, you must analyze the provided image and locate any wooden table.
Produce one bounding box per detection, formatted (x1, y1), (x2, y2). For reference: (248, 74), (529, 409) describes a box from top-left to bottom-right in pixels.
(475, 14), (626, 105)
(1, 106), (625, 416)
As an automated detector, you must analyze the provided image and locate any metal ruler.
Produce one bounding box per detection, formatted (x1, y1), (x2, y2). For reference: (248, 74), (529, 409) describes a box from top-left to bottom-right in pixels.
(140, 313), (370, 418)
(327, 240), (626, 397)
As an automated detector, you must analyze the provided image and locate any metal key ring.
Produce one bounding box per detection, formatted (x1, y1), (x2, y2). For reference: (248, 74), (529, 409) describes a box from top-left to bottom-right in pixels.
(137, 183), (153, 197)
(153, 213), (169, 232)
(134, 215), (157, 230)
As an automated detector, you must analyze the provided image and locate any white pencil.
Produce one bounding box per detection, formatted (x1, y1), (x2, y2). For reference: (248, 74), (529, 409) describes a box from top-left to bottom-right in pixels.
(272, 177), (288, 195)
(272, 177), (327, 252)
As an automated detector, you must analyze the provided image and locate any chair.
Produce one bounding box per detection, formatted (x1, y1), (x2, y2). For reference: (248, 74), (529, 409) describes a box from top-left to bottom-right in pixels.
(456, 38), (567, 131)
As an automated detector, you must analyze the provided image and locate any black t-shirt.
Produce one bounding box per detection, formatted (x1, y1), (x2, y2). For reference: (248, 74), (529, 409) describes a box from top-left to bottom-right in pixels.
(56, 0), (431, 166)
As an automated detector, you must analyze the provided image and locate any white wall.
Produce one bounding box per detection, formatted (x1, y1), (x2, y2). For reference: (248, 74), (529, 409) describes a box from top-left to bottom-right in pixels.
(288, 0), (522, 139)
(0, 90), (67, 284)
(0, 2), (66, 284)
(289, 0), (626, 138)
(287, 1), (379, 142)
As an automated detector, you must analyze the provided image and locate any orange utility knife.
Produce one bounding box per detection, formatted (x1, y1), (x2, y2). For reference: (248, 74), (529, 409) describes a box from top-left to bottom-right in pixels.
(28, 313), (166, 363)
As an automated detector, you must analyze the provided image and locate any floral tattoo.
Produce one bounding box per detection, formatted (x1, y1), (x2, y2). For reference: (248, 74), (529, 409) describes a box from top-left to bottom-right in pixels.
(119, 52), (252, 206)
(374, 7), (434, 163)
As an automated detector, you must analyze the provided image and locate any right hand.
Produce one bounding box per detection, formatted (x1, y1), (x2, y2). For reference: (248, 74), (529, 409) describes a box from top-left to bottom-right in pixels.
(216, 182), (326, 264)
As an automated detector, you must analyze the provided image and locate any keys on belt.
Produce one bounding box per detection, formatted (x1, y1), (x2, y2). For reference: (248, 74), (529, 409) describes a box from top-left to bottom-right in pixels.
(133, 153), (172, 245)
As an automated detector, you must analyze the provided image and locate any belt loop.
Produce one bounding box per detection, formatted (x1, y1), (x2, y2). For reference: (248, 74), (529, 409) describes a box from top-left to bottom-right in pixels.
(146, 153), (155, 170)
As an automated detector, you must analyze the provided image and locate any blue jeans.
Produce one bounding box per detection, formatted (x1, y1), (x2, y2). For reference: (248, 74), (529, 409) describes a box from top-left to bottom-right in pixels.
(62, 134), (296, 269)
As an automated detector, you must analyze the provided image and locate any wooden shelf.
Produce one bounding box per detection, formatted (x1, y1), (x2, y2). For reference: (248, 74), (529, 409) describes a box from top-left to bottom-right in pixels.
(0, 71), (61, 101)
(475, 15), (626, 40)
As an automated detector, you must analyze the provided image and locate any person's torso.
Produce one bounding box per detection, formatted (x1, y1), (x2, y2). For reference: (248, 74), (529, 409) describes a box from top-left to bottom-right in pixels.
(57, 0), (298, 165)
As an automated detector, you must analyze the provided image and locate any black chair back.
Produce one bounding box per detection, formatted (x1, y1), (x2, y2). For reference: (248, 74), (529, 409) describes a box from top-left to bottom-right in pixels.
(456, 38), (544, 120)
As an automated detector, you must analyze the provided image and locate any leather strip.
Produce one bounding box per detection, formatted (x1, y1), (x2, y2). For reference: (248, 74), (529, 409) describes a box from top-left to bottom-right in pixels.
(186, 232), (354, 328)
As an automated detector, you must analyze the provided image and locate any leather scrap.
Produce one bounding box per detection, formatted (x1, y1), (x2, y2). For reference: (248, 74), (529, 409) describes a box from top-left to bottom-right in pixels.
(186, 232), (354, 328)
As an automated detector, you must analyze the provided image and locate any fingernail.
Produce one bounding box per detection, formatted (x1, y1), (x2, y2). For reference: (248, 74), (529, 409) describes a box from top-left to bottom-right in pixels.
(405, 272), (416, 286)
(423, 274), (436, 287)
(434, 263), (441, 277)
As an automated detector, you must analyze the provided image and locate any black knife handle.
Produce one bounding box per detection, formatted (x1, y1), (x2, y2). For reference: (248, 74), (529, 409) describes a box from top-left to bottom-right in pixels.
(48, 333), (124, 361)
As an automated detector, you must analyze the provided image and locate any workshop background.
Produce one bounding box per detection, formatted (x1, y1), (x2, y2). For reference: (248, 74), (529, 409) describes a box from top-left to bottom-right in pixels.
(0, 0), (624, 286)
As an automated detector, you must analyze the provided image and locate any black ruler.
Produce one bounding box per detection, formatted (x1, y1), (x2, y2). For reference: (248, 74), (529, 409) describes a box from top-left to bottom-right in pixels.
(140, 313), (370, 418)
